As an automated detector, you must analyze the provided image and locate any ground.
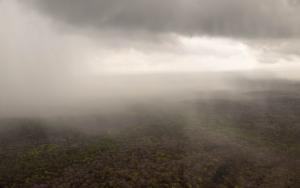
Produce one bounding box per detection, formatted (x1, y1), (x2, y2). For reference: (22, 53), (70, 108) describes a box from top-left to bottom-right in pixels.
(0, 87), (299, 188)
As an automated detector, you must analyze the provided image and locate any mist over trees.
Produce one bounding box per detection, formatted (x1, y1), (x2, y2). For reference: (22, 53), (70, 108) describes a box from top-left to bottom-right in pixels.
(0, 0), (300, 187)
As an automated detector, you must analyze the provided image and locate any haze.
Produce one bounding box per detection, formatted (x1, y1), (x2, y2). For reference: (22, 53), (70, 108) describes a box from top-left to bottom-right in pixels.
(1, 0), (300, 117)
(0, 1), (299, 187)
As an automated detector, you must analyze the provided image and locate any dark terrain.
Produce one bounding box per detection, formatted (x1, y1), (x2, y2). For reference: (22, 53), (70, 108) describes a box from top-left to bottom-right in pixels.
(0, 79), (299, 188)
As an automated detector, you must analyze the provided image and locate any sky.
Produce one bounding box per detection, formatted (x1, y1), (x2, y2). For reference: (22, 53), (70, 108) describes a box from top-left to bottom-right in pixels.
(0, 0), (300, 116)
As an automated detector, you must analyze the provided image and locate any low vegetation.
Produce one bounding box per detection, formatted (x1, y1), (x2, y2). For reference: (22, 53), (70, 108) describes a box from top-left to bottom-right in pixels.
(0, 90), (299, 187)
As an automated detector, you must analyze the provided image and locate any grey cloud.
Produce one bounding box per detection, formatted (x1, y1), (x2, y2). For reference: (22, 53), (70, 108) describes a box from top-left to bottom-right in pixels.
(26, 0), (300, 39)
(248, 38), (300, 58)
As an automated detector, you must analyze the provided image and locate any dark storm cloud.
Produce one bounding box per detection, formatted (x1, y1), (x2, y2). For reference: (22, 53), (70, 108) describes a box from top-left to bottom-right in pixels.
(27, 0), (300, 39)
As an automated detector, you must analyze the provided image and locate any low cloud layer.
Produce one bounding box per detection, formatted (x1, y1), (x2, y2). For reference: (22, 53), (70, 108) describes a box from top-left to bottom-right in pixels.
(1, 0), (300, 117)
(28, 0), (300, 39)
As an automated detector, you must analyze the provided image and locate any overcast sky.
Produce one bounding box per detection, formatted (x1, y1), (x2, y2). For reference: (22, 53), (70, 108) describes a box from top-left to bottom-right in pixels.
(1, 0), (300, 74)
(1, 0), (300, 116)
